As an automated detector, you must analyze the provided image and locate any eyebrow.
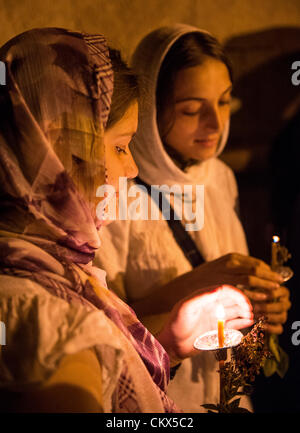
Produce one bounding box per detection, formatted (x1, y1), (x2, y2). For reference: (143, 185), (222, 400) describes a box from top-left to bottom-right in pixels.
(175, 85), (233, 103)
(116, 131), (137, 138)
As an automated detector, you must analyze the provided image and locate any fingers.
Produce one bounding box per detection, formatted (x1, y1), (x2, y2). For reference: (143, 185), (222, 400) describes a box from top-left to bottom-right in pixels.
(253, 292), (290, 329)
(224, 304), (254, 321)
(226, 318), (254, 330)
(254, 310), (288, 325)
(237, 275), (281, 290)
(265, 286), (290, 301)
(264, 323), (284, 335)
(218, 285), (253, 317)
(244, 286), (290, 304)
(243, 288), (268, 301)
(266, 311), (288, 324)
(253, 299), (291, 315)
(224, 253), (283, 288)
(225, 253), (268, 270)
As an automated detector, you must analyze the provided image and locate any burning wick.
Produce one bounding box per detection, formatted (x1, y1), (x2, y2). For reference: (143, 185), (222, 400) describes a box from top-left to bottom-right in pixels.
(216, 304), (225, 348)
(272, 235), (280, 269)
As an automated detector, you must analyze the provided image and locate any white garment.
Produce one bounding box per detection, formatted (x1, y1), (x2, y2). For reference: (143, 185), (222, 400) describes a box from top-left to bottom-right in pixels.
(95, 24), (250, 412)
(96, 162), (248, 412)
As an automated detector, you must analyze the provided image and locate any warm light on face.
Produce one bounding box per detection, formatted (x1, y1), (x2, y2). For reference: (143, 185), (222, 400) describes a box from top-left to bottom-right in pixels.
(273, 235), (280, 243)
(162, 58), (232, 162)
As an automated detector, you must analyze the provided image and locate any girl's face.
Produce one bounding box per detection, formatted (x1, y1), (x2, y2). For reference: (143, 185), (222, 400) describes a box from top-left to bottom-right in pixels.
(160, 57), (232, 161)
(104, 101), (139, 192)
(98, 101), (138, 225)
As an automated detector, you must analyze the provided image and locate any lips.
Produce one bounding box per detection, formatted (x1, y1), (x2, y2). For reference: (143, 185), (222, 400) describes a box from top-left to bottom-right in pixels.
(195, 137), (219, 148)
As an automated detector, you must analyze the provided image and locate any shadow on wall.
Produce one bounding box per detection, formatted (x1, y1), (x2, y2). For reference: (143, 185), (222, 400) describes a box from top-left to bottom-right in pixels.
(222, 26), (300, 174)
(218, 27), (300, 263)
(221, 27), (300, 413)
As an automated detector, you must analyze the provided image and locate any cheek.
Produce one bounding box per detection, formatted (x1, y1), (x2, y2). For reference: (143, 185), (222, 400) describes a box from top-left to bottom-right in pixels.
(220, 107), (230, 126)
(105, 151), (123, 186)
(169, 116), (199, 141)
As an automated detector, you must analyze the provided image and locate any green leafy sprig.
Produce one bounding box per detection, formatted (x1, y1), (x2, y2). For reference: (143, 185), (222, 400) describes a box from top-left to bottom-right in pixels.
(263, 333), (289, 378)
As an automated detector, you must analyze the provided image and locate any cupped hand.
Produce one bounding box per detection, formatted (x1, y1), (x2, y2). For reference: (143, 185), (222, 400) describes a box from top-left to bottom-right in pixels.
(245, 285), (291, 334)
(156, 284), (253, 365)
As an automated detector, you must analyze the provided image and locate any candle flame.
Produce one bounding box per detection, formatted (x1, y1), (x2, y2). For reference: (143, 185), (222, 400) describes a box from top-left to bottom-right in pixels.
(216, 304), (225, 321)
(273, 235), (280, 243)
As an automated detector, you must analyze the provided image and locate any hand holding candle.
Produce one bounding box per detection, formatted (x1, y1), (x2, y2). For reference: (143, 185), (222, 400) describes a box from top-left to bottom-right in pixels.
(157, 285), (253, 365)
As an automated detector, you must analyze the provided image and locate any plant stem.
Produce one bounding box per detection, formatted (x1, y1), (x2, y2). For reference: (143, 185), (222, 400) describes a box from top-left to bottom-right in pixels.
(219, 360), (225, 412)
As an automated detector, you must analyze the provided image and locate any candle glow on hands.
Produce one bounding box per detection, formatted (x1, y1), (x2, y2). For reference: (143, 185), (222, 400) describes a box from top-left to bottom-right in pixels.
(216, 304), (225, 348)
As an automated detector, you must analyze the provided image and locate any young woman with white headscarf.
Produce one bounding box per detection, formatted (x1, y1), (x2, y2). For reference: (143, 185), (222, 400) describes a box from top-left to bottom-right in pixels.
(95, 24), (290, 412)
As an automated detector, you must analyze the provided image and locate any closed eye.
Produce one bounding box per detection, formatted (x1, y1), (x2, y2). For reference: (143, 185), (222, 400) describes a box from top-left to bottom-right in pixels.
(219, 99), (231, 106)
(182, 111), (199, 116)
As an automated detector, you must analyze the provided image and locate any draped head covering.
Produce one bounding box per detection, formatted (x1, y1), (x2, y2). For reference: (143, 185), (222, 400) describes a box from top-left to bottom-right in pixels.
(131, 24), (229, 188)
(0, 28), (113, 260)
(0, 28), (175, 412)
(131, 24), (248, 259)
(126, 24), (249, 412)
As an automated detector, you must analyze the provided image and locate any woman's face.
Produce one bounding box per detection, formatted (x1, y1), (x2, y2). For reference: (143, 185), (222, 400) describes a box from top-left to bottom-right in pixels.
(104, 101), (139, 192)
(98, 101), (138, 225)
(160, 57), (232, 161)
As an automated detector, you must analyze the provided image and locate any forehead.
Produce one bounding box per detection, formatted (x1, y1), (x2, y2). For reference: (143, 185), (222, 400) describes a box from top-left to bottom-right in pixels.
(105, 101), (138, 137)
(173, 58), (231, 100)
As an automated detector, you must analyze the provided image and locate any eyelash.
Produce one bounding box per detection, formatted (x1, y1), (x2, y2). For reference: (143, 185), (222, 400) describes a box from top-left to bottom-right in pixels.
(72, 155), (85, 164)
(115, 145), (127, 155)
(219, 100), (231, 106)
(183, 111), (199, 116)
(183, 100), (231, 116)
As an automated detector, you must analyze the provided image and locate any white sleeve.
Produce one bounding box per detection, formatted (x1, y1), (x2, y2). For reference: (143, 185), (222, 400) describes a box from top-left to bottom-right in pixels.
(223, 164), (241, 216)
(225, 164), (238, 201)
(95, 218), (131, 301)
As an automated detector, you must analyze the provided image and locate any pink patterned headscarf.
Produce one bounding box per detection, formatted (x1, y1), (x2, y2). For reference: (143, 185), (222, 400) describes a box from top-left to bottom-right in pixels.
(0, 28), (175, 412)
(0, 28), (113, 260)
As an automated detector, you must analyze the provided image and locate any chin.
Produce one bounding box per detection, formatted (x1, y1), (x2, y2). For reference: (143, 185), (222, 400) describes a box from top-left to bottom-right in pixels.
(189, 143), (218, 161)
(193, 149), (217, 161)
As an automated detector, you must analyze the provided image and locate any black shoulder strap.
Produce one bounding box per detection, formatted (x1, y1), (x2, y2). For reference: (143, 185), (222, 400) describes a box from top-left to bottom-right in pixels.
(135, 177), (205, 268)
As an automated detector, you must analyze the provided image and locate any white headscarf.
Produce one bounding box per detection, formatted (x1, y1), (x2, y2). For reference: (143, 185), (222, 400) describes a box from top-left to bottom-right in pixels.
(131, 24), (248, 260)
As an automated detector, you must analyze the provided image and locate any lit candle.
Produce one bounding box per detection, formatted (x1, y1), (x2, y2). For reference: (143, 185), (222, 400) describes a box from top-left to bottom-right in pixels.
(272, 235), (280, 269)
(216, 304), (225, 348)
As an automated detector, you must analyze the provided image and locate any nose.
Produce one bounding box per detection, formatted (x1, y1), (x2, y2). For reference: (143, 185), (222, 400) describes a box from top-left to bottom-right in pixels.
(200, 104), (222, 133)
(126, 152), (139, 179)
